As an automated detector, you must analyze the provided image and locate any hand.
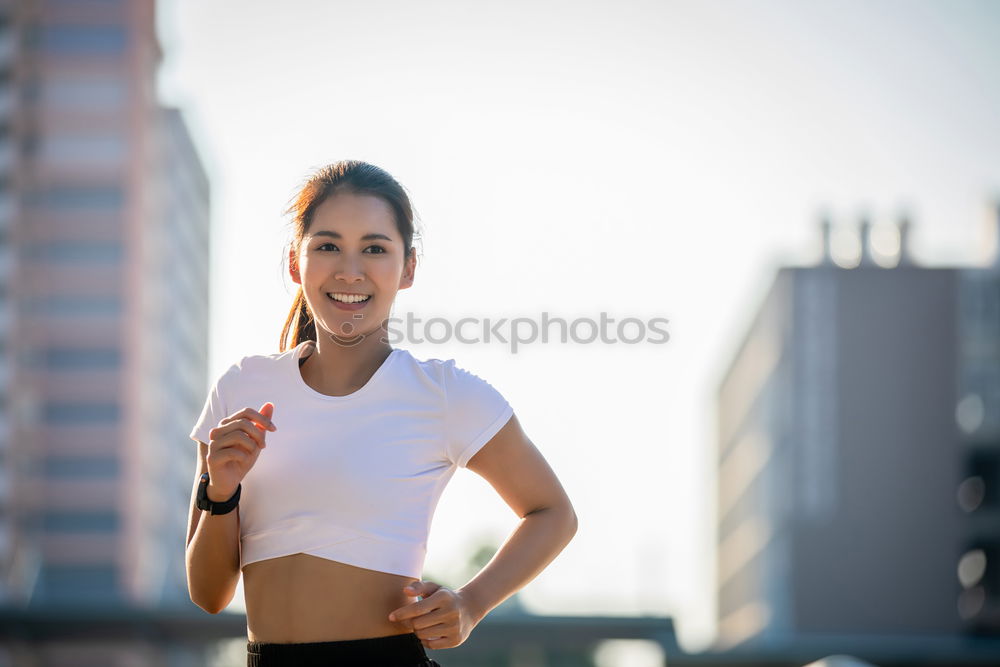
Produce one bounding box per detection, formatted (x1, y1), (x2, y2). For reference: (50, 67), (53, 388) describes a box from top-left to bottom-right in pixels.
(387, 580), (480, 649)
(206, 402), (276, 500)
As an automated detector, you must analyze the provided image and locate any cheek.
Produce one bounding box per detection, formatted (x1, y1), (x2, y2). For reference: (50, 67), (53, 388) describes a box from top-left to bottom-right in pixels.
(368, 263), (402, 284)
(298, 257), (326, 280)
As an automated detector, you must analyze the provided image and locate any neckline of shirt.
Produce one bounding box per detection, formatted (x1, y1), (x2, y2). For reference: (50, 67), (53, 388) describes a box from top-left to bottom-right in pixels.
(291, 340), (401, 402)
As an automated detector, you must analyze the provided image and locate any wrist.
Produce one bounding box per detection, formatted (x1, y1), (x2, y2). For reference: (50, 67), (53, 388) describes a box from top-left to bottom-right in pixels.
(206, 482), (238, 504)
(196, 472), (241, 515)
(456, 584), (488, 625)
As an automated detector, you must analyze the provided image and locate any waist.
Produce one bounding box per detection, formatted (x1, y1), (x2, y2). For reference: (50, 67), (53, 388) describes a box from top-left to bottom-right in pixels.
(243, 553), (420, 643)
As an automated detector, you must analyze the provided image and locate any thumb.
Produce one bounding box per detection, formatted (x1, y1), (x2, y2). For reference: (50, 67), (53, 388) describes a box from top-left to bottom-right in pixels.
(260, 402), (274, 420)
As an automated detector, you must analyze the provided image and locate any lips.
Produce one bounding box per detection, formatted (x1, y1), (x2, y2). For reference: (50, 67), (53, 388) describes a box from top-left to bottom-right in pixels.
(327, 293), (371, 311)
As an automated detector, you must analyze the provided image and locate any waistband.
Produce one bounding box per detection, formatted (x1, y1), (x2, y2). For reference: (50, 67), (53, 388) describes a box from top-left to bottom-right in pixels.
(246, 631), (429, 663)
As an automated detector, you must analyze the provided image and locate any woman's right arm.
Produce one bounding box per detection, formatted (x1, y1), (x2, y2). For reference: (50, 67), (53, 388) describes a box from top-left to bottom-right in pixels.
(185, 403), (276, 614)
(185, 440), (241, 614)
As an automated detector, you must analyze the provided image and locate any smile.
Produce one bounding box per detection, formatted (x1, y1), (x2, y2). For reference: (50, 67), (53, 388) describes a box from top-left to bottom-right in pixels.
(327, 293), (371, 303)
(327, 293), (372, 311)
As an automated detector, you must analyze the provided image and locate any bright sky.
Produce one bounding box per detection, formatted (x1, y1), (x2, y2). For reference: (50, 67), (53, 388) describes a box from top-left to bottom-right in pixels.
(157, 0), (1000, 652)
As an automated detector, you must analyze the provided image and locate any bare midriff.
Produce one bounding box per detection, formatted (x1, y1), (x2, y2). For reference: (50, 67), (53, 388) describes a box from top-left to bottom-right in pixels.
(242, 553), (420, 643)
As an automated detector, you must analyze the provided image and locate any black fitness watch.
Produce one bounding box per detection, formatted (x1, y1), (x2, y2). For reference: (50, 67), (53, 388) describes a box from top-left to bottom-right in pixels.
(196, 472), (241, 515)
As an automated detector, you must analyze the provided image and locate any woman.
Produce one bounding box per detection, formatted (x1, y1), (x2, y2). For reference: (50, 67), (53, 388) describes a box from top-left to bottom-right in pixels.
(185, 160), (578, 666)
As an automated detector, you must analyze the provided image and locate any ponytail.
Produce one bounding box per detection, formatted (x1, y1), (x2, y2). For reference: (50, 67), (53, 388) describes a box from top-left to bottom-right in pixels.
(279, 287), (317, 353)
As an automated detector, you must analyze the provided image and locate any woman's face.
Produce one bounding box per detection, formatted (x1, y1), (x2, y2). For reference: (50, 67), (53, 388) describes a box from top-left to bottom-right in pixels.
(291, 192), (415, 345)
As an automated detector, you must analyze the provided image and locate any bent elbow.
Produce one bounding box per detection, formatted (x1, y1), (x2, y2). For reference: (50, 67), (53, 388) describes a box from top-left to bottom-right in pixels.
(559, 500), (578, 532)
(190, 592), (228, 615)
(551, 503), (578, 537)
(188, 590), (217, 615)
(187, 573), (236, 615)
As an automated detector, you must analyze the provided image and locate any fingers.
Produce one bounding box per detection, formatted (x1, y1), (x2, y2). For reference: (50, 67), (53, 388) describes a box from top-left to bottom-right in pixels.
(409, 612), (454, 634)
(210, 417), (268, 450)
(221, 406), (276, 433)
(208, 423), (265, 456)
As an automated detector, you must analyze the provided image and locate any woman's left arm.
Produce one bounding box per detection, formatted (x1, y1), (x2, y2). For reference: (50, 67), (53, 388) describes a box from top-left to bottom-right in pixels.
(456, 412), (578, 620)
(388, 413), (578, 648)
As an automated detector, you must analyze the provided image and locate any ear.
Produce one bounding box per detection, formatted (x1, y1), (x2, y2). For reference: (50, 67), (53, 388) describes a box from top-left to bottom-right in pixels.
(398, 249), (416, 290)
(289, 246), (301, 285)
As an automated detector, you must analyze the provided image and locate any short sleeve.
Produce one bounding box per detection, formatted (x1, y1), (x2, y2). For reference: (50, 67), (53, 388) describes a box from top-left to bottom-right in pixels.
(189, 364), (237, 446)
(442, 360), (514, 468)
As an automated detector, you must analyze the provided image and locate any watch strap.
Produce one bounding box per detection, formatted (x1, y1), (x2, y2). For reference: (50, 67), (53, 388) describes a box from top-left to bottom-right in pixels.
(197, 472), (241, 515)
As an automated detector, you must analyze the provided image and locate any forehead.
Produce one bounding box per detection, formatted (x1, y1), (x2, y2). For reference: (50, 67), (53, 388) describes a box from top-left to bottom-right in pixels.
(310, 192), (396, 232)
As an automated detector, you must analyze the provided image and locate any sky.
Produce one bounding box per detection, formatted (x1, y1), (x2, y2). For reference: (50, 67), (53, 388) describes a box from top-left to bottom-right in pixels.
(157, 0), (1000, 653)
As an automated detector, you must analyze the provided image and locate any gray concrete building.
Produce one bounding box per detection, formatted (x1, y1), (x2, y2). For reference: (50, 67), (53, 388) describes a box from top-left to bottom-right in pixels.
(715, 212), (1000, 648)
(956, 259), (1000, 635)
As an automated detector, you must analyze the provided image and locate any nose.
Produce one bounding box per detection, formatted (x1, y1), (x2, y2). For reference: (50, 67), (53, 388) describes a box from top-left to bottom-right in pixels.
(334, 255), (364, 283)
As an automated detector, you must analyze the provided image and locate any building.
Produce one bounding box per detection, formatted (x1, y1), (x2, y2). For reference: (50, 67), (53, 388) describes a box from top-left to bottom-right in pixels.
(0, 0), (209, 613)
(956, 259), (1000, 634)
(715, 209), (1000, 648)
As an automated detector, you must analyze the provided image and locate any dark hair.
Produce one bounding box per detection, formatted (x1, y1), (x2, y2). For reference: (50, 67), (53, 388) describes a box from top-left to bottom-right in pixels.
(279, 160), (422, 352)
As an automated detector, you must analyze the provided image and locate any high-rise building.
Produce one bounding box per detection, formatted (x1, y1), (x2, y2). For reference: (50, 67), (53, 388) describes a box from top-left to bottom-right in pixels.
(956, 258), (1000, 634)
(0, 0), (209, 609)
(715, 212), (1000, 648)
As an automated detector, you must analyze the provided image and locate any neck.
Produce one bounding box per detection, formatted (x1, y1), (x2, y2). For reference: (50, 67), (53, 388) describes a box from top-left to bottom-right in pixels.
(299, 329), (394, 397)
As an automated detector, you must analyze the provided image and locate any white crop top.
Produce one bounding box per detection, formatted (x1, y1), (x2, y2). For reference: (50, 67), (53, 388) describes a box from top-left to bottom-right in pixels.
(188, 340), (514, 579)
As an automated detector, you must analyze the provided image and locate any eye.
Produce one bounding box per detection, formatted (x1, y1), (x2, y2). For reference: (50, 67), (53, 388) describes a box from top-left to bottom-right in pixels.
(316, 243), (386, 254)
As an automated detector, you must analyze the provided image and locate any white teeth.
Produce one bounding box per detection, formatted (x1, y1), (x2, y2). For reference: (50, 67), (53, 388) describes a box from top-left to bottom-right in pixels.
(328, 293), (371, 304)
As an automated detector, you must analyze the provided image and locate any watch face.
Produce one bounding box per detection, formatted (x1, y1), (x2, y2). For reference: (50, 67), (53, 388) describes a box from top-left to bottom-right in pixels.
(196, 475), (211, 510)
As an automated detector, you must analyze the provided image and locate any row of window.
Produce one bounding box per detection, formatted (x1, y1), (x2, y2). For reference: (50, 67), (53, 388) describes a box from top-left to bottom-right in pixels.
(26, 76), (127, 112)
(21, 294), (122, 317)
(21, 294), (122, 316)
(35, 346), (122, 370)
(24, 185), (123, 209)
(33, 562), (119, 605)
(37, 134), (126, 165)
(43, 455), (119, 477)
(39, 509), (118, 531)
(31, 24), (126, 56)
(43, 401), (119, 423)
(21, 241), (123, 263)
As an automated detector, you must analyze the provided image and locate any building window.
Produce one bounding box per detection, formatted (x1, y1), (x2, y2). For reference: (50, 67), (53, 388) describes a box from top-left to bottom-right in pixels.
(42, 346), (121, 370)
(21, 242), (123, 264)
(966, 451), (999, 511)
(43, 456), (119, 478)
(45, 0), (124, 7)
(38, 133), (126, 167)
(39, 76), (127, 112)
(25, 185), (123, 209)
(35, 25), (126, 55)
(42, 510), (119, 532)
(23, 294), (122, 315)
(42, 401), (119, 424)
(36, 564), (119, 604)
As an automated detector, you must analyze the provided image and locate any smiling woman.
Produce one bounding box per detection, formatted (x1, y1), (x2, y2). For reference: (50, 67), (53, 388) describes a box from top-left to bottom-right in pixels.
(290, 186), (415, 354)
(184, 160), (578, 667)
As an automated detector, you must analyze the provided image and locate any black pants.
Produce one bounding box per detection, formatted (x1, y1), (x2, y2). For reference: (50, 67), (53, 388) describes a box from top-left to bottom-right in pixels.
(246, 631), (442, 666)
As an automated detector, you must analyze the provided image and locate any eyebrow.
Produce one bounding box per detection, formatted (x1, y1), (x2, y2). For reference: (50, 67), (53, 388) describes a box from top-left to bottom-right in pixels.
(309, 230), (394, 242)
